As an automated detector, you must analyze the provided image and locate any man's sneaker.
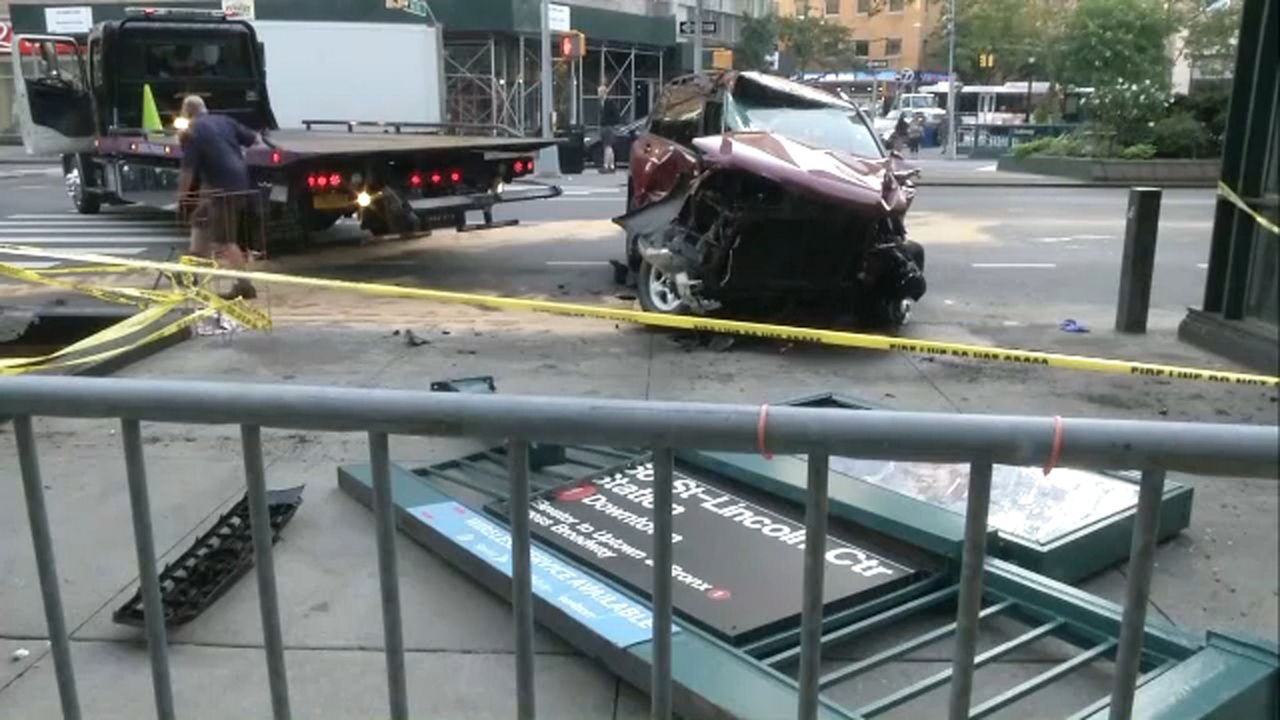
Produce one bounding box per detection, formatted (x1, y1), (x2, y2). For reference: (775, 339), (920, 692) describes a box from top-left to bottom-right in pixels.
(219, 282), (257, 301)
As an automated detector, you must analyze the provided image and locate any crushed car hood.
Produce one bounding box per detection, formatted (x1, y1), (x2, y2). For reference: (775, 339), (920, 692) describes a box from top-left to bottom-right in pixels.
(691, 132), (911, 214)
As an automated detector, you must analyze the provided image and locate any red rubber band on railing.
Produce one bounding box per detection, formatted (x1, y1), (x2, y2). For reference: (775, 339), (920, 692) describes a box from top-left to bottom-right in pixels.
(1043, 415), (1064, 476)
(757, 404), (774, 460)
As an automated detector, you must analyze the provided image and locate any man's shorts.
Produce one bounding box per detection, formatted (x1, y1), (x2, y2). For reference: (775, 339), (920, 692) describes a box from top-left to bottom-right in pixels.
(189, 192), (261, 256)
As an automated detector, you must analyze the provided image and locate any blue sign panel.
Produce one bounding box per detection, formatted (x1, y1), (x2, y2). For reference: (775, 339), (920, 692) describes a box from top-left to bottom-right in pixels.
(408, 501), (672, 649)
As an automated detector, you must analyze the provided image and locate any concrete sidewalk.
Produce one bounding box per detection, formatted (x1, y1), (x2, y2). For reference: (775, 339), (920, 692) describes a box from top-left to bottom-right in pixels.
(0, 144), (56, 166)
(0, 305), (1276, 717)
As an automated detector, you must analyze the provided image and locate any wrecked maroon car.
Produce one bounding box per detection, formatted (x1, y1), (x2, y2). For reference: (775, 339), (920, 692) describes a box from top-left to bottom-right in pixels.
(616, 70), (925, 327)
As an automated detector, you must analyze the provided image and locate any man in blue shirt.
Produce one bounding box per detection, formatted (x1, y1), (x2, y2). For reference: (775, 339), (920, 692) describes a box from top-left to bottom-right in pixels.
(178, 95), (259, 299)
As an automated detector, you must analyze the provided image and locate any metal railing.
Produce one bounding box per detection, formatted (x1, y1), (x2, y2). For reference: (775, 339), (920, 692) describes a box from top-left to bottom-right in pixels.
(3, 375), (1277, 720)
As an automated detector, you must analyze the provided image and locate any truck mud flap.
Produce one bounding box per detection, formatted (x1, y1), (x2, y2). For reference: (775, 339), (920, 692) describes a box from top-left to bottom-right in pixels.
(112, 485), (305, 628)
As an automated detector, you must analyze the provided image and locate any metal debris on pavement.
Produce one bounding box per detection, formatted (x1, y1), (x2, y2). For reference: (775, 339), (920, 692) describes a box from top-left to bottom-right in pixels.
(112, 485), (305, 628)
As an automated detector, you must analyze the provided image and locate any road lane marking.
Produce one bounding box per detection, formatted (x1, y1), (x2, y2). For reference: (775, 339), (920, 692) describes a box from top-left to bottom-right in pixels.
(1196, 263), (1208, 269)
(971, 262), (1057, 268)
(0, 236), (182, 245)
(0, 226), (180, 235)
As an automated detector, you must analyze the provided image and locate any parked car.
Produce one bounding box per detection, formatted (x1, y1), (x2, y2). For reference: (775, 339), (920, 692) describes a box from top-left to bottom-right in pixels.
(617, 70), (926, 327)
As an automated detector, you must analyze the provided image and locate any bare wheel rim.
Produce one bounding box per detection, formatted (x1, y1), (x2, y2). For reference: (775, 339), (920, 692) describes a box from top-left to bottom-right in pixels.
(646, 265), (683, 313)
(65, 166), (82, 203)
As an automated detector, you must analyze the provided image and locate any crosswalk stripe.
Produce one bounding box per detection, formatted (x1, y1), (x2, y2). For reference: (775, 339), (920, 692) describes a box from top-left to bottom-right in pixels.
(6, 212), (173, 220)
(0, 226), (181, 235)
(0, 218), (180, 226)
(0, 236), (182, 245)
(4, 260), (59, 269)
(1, 246), (149, 257)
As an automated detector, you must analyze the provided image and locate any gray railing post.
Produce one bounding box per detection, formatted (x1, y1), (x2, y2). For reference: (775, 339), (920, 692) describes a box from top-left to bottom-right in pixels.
(369, 432), (409, 720)
(650, 448), (675, 720)
(1116, 187), (1163, 333)
(797, 453), (830, 720)
(14, 416), (82, 720)
(240, 425), (292, 720)
(121, 418), (176, 720)
(1108, 468), (1167, 719)
(508, 438), (536, 720)
(947, 460), (994, 720)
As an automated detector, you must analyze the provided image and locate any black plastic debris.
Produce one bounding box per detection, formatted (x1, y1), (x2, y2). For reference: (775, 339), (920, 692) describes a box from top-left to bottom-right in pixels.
(430, 376), (497, 393)
(113, 485), (305, 628)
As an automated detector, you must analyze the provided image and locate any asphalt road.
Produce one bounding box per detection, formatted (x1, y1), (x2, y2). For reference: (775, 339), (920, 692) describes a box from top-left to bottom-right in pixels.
(0, 165), (1217, 330)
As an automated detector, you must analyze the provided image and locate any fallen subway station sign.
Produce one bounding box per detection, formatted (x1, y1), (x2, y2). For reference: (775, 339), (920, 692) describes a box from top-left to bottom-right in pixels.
(490, 458), (918, 643)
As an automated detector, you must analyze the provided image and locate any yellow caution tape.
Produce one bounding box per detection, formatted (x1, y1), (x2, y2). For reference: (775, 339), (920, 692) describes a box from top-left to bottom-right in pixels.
(1218, 181), (1279, 236)
(0, 304), (212, 375)
(1, 243), (1276, 387)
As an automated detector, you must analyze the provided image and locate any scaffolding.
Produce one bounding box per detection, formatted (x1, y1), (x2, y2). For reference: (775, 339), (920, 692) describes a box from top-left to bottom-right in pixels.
(445, 34), (665, 135)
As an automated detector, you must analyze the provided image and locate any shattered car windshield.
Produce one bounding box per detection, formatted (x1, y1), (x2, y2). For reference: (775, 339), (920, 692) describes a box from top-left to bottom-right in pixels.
(727, 101), (882, 159)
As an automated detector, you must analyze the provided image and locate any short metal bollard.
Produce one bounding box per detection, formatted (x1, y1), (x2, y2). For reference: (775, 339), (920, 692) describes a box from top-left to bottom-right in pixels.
(1115, 187), (1163, 333)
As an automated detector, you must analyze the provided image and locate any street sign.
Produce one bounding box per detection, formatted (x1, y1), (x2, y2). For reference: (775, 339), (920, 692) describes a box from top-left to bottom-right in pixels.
(492, 457), (918, 643)
(865, 59), (889, 70)
(548, 3), (571, 33)
(898, 67), (916, 84)
(44, 6), (92, 34)
(678, 20), (718, 35)
(0, 23), (12, 52)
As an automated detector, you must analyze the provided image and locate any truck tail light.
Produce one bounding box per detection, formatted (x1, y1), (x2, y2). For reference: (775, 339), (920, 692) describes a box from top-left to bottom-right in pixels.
(271, 151), (282, 164)
(306, 174), (316, 188)
(526, 159), (535, 173)
(410, 172), (423, 187)
(328, 173), (342, 187)
(513, 160), (524, 174)
(449, 169), (462, 183)
(316, 175), (328, 188)
(430, 172), (442, 185)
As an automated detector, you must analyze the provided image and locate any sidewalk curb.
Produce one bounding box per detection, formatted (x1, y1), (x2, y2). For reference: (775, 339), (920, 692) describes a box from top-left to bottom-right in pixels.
(916, 180), (1216, 189)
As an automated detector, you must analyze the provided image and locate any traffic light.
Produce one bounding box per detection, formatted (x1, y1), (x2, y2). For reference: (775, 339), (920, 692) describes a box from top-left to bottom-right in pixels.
(557, 30), (586, 59)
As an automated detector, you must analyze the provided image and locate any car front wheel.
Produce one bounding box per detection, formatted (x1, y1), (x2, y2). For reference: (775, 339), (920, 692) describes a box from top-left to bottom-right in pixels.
(637, 260), (690, 315)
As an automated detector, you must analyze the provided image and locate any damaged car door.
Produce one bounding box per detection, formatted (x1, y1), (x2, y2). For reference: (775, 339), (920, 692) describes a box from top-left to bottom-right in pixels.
(625, 77), (715, 268)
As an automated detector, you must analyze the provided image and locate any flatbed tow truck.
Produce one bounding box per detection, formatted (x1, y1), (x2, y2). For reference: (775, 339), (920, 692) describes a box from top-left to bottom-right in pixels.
(10, 7), (559, 250)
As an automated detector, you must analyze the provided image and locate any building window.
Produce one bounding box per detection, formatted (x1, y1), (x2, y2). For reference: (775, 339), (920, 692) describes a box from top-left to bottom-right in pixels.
(885, 37), (903, 56)
(826, 0), (841, 14)
(854, 40), (870, 57)
(856, 0), (871, 12)
(889, 0), (905, 10)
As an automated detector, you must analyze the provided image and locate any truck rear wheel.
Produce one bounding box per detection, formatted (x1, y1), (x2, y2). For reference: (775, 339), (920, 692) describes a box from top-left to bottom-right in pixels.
(307, 211), (342, 232)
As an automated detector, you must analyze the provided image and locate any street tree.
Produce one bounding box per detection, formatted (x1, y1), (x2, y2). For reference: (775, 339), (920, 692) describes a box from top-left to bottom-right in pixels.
(925, 0), (1066, 83)
(777, 14), (858, 74)
(737, 12), (778, 71)
(1058, 0), (1171, 88)
(1169, 0), (1243, 69)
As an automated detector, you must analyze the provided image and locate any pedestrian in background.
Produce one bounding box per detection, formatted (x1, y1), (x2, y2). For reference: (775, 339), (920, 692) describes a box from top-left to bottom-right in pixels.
(893, 113), (910, 153)
(599, 85), (620, 173)
(907, 113), (924, 156)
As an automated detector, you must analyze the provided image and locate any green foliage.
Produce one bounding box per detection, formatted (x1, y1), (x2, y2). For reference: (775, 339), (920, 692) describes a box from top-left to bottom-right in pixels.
(737, 13), (778, 72)
(777, 14), (871, 74)
(1169, 88), (1229, 153)
(1012, 137), (1055, 157)
(1087, 79), (1170, 148)
(1012, 133), (1095, 157)
(924, 0), (1060, 84)
(1174, 0), (1244, 62)
(1118, 143), (1158, 160)
(1150, 113), (1210, 158)
(1059, 0), (1170, 88)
